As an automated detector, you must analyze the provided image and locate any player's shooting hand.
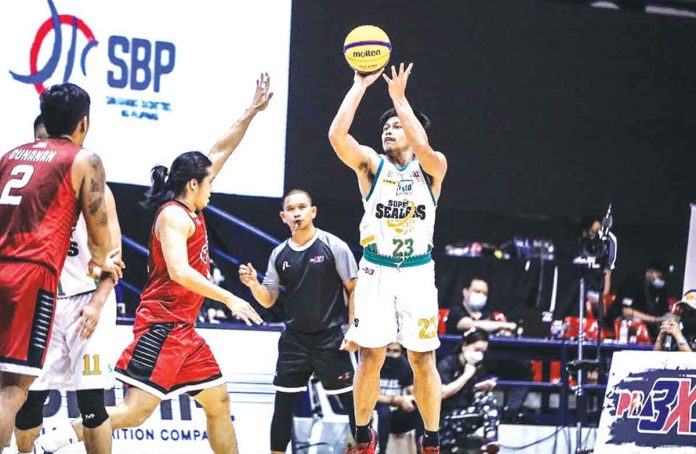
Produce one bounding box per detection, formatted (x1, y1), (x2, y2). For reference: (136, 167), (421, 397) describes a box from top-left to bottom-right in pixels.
(238, 263), (258, 287)
(353, 68), (384, 88)
(250, 73), (273, 112)
(74, 300), (102, 340)
(382, 62), (413, 101)
(225, 295), (264, 326)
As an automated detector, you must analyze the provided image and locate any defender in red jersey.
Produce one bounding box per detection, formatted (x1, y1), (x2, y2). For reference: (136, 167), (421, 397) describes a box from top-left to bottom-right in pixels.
(47, 74), (272, 454)
(0, 84), (123, 452)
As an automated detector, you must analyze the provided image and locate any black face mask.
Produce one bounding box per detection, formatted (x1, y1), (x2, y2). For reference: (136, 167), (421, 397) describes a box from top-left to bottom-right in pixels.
(383, 356), (403, 370)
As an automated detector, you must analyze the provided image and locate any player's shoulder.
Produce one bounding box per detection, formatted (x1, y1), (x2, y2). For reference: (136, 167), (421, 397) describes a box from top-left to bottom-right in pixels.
(158, 203), (194, 225)
(73, 147), (102, 169)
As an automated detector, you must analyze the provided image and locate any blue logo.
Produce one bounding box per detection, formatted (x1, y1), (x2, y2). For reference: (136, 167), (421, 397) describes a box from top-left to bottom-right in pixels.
(606, 369), (696, 446)
(12, 0), (176, 121)
(10, 0), (98, 94)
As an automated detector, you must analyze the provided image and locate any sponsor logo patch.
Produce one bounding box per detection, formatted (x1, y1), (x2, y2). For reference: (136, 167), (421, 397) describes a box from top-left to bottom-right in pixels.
(396, 179), (413, 196)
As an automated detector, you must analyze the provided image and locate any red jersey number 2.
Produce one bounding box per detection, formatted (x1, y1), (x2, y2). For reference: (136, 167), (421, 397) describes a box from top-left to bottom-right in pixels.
(0, 165), (35, 206)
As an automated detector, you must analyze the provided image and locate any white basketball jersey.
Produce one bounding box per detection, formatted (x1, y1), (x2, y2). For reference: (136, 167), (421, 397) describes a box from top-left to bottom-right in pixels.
(58, 214), (98, 298)
(359, 156), (436, 257)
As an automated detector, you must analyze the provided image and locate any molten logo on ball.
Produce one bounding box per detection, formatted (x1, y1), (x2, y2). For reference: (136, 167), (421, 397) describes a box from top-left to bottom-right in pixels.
(352, 49), (382, 58)
(343, 25), (391, 74)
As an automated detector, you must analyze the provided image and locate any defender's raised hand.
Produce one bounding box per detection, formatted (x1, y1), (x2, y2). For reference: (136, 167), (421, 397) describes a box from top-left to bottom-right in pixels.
(250, 72), (273, 112)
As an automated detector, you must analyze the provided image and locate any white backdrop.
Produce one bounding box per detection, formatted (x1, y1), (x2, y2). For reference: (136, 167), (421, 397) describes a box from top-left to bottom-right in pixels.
(0, 0), (291, 197)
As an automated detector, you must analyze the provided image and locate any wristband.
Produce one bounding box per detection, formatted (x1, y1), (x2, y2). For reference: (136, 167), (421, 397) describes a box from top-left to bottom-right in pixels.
(676, 337), (688, 347)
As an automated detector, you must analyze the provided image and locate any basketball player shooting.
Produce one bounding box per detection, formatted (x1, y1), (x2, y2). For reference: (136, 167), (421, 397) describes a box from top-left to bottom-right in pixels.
(329, 63), (448, 454)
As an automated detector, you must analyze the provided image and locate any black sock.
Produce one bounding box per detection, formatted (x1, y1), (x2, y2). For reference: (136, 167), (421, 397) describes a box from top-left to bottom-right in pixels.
(355, 423), (372, 444)
(422, 430), (439, 447)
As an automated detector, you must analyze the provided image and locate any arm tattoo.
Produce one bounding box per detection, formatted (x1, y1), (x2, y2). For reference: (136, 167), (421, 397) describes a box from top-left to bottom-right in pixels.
(83, 152), (108, 225)
(88, 196), (104, 215)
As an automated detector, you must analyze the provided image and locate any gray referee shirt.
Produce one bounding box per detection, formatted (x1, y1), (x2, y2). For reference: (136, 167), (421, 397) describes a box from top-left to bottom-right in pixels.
(262, 229), (358, 334)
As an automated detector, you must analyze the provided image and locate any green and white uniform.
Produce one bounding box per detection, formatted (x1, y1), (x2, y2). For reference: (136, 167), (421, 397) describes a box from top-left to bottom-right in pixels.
(346, 156), (440, 352)
(31, 215), (116, 391)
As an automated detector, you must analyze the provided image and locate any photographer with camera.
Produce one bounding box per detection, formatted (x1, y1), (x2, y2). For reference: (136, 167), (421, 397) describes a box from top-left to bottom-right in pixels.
(654, 290), (696, 352)
(438, 329), (500, 454)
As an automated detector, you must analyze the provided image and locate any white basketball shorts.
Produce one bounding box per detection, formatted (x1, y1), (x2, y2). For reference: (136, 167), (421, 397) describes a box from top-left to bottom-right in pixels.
(31, 290), (117, 391)
(346, 258), (440, 352)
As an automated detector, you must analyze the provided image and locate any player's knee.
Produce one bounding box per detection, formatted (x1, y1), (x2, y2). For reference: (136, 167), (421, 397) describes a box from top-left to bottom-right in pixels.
(407, 351), (435, 372)
(202, 390), (231, 417)
(15, 390), (49, 430)
(359, 347), (386, 368)
(76, 389), (109, 429)
(127, 405), (155, 427)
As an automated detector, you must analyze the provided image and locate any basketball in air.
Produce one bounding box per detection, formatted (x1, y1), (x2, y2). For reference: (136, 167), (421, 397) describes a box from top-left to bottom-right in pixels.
(343, 25), (391, 74)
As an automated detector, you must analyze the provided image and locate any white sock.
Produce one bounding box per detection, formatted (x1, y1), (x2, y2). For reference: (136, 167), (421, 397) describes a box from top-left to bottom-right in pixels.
(18, 450), (34, 454)
(36, 420), (78, 452)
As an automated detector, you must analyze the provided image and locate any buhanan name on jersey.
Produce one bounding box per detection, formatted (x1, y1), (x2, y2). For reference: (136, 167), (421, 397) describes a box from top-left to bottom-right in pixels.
(8, 149), (57, 162)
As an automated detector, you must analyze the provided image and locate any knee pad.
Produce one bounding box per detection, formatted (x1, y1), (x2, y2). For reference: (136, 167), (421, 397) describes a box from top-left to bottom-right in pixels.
(15, 390), (50, 430)
(76, 389), (109, 429)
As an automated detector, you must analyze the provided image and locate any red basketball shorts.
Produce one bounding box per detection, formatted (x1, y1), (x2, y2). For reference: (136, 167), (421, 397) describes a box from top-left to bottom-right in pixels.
(0, 261), (57, 376)
(114, 320), (223, 399)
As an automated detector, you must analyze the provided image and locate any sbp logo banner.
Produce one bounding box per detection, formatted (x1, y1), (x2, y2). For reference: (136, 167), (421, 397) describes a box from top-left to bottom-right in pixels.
(595, 351), (696, 453)
(9, 0), (175, 110)
(0, 0), (290, 198)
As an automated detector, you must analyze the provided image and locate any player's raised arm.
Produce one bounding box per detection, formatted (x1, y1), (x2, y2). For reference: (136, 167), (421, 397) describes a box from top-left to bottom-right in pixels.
(328, 71), (382, 175)
(383, 63), (447, 182)
(72, 150), (123, 278)
(207, 73), (273, 178)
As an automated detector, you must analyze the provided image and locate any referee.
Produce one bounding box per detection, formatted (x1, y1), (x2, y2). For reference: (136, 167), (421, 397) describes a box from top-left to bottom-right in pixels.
(239, 189), (358, 454)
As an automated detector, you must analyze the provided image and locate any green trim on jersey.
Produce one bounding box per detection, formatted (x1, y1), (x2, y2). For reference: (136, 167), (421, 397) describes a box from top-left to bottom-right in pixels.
(363, 243), (432, 268)
(364, 158), (385, 202)
(418, 164), (437, 206)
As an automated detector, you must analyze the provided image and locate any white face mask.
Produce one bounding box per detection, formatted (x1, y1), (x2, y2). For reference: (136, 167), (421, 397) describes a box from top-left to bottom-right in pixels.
(464, 349), (484, 365)
(468, 292), (488, 311)
(652, 278), (665, 289)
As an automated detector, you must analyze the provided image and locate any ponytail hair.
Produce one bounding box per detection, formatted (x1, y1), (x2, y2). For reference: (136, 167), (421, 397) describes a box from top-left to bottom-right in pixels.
(141, 151), (212, 210)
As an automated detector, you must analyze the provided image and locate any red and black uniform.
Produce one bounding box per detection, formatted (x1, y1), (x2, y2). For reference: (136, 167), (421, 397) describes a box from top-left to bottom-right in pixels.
(115, 201), (223, 399)
(0, 138), (80, 376)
